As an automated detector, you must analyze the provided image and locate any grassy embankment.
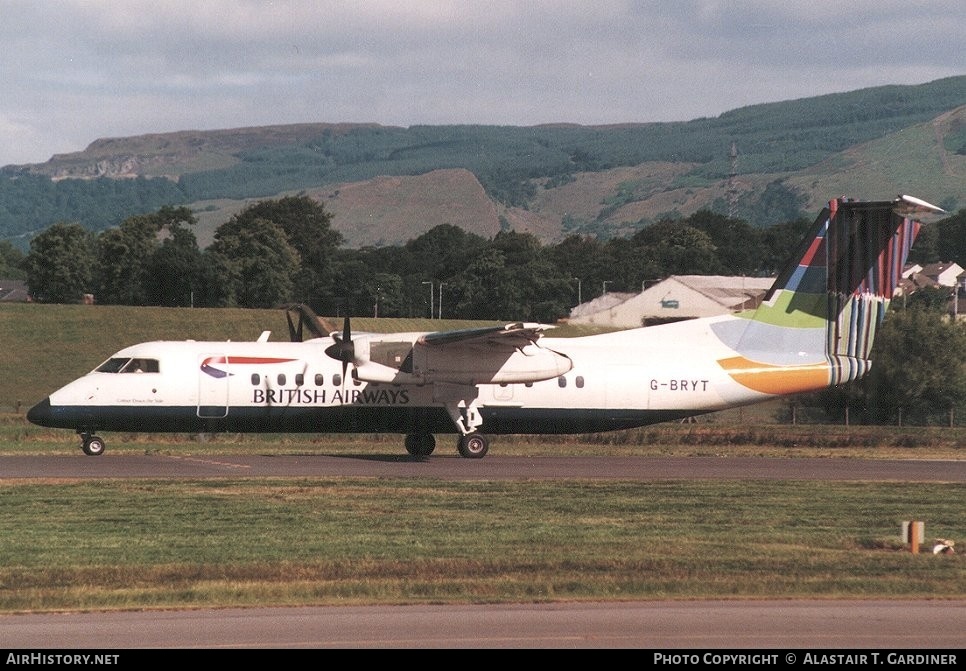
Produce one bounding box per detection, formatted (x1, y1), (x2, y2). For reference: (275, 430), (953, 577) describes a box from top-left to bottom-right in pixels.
(1, 477), (962, 613)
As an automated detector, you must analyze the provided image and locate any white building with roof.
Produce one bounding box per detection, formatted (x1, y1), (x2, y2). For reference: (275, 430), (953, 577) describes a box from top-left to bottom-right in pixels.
(568, 275), (775, 328)
(903, 262), (964, 288)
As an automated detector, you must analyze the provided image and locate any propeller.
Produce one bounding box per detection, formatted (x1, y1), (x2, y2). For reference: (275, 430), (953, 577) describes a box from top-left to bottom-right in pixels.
(324, 316), (355, 378)
(286, 307), (303, 342)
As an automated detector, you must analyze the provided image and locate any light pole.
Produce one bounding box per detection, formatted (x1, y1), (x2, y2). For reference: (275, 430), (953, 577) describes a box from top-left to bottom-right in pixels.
(602, 280), (611, 295)
(572, 277), (582, 305)
(421, 281), (434, 319)
(438, 282), (445, 319)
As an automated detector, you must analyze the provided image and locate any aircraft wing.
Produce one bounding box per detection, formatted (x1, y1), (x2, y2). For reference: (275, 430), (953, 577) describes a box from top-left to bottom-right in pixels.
(347, 322), (568, 385)
(418, 322), (556, 349)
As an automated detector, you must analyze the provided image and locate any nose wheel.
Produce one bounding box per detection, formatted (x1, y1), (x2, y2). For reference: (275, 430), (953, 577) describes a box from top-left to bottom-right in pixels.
(80, 433), (106, 456)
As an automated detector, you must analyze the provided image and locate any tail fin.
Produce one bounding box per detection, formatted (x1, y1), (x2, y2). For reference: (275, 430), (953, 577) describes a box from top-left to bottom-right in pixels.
(714, 195), (943, 395)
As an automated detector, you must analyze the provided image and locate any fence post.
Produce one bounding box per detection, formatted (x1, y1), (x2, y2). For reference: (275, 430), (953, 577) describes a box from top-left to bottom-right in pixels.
(903, 520), (924, 554)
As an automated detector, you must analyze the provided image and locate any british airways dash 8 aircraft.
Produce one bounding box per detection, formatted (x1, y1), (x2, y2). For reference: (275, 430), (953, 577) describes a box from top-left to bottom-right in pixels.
(28, 195), (943, 458)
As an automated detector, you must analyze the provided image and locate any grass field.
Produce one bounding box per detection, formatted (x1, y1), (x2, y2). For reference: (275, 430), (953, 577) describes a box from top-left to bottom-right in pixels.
(1, 475), (962, 613)
(1, 419), (963, 614)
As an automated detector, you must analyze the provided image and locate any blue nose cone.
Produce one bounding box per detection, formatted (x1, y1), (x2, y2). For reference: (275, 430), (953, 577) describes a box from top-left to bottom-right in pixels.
(26, 397), (52, 426)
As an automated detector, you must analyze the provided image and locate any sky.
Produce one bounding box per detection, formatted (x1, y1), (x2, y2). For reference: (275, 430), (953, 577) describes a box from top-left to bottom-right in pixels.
(1, 1), (964, 167)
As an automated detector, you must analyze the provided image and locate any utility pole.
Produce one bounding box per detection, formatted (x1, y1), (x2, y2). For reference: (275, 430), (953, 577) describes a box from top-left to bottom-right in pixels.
(422, 281), (434, 319)
(572, 278), (582, 305)
(728, 141), (739, 219)
(438, 283), (445, 319)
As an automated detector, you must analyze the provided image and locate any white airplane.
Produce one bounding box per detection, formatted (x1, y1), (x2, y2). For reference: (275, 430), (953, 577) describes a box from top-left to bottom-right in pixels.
(27, 195), (944, 459)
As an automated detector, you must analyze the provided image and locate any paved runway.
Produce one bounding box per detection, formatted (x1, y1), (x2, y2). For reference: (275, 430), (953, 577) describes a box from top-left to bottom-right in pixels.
(4, 453), (965, 481)
(2, 600), (964, 649)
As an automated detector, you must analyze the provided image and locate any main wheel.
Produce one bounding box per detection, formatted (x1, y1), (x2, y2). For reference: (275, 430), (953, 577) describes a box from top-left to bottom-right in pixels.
(457, 433), (488, 459)
(405, 433), (436, 457)
(82, 435), (106, 456)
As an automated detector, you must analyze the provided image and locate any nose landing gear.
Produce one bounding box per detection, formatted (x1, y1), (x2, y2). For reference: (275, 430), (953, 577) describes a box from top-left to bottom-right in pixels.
(79, 432), (106, 456)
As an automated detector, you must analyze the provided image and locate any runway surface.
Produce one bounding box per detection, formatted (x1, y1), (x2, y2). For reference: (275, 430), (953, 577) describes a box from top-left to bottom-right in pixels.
(3, 453), (963, 649)
(2, 600), (964, 649)
(4, 453), (965, 481)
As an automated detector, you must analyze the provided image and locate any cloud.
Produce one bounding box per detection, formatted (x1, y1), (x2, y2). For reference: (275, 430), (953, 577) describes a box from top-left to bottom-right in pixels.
(0, 1), (963, 166)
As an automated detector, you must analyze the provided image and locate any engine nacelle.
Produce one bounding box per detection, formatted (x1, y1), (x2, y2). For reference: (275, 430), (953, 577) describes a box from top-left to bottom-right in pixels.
(353, 337), (572, 386)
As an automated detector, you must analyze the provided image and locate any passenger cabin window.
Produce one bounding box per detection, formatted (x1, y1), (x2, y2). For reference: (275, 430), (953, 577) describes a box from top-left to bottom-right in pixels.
(251, 374), (260, 385)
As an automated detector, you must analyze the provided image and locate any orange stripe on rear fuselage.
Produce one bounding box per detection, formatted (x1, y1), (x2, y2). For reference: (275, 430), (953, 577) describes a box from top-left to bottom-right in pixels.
(717, 356), (830, 395)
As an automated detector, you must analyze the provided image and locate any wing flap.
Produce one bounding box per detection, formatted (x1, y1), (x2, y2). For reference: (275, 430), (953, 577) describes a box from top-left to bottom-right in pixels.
(418, 322), (556, 349)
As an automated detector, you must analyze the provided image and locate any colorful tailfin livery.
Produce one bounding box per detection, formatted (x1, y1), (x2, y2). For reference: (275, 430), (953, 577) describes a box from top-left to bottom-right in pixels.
(714, 195), (938, 395)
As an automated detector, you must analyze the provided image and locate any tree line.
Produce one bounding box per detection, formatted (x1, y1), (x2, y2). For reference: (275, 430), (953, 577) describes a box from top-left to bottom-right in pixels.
(11, 195), (965, 318)
(10, 195), (799, 317)
(7, 195), (966, 425)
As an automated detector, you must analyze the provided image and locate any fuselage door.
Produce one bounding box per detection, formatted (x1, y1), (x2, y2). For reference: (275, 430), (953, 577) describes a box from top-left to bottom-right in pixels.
(493, 383), (513, 401)
(198, 353), (230, 418)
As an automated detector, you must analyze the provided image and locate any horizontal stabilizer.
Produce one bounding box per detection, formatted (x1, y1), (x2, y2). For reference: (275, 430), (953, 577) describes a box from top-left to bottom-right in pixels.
(895, 194), (945, 216)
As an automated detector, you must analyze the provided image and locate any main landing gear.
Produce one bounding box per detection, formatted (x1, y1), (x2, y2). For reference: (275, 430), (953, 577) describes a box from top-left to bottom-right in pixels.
(404, 433), (436, 457)
(79, 431), (106, 456)
(403, 393), (491, 459)
(456, 432), (489, 458)
(404, 432), (489, 459)
(447, 395), (489, 458)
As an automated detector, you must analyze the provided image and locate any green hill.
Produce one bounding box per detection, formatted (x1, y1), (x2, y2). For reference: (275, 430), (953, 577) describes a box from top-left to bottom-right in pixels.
(2, 76), (964, 249)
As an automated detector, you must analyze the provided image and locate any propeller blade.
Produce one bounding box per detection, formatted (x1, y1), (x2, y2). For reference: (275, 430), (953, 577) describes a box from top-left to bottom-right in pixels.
(286, 307), (304, 342)
(286, 303), (331, 342)
(324, 316), (355, 379)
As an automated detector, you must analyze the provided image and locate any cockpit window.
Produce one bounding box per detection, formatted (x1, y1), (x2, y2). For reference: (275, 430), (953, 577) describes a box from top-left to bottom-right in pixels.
(125, 358), (159, 373)
(95, 357), (159, 373)
(95, 358), (129, 373)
